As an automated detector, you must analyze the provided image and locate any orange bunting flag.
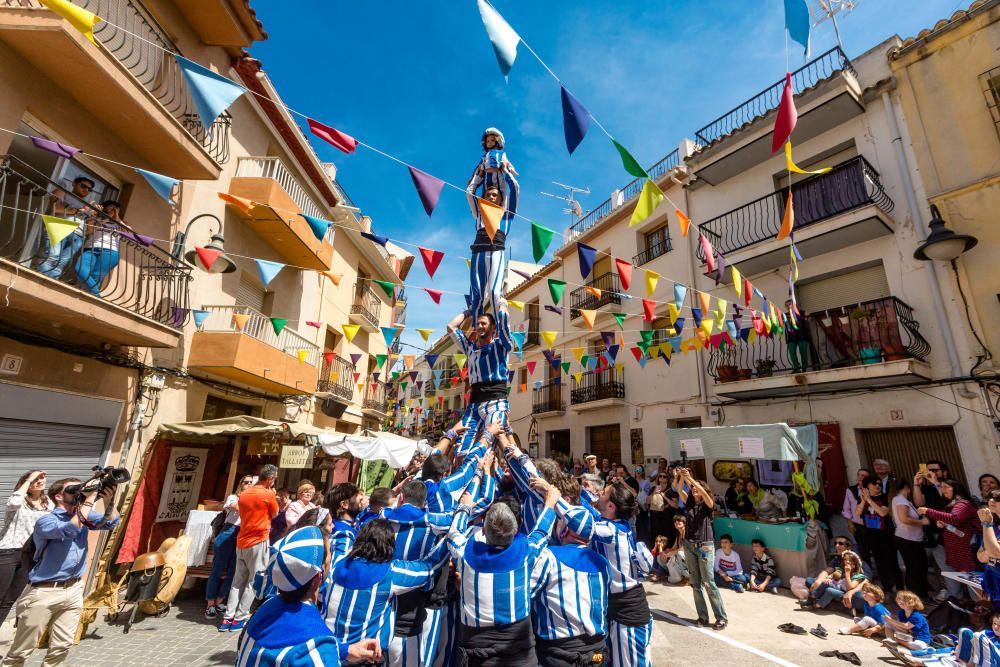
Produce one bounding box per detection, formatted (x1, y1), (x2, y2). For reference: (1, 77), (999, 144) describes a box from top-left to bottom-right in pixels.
(322, 271), (342, 286)
(676, 209), (692, 237)
(697, 291), (711, 314)
(478, 198), (505, 242)
(584, 286), (602, 299)
(579, 309), (596, 329)
(403, 354), (415, 369)
(232, 313), (249, 331)
(218, 191), (254, 215)
(777, 191), (794, 240)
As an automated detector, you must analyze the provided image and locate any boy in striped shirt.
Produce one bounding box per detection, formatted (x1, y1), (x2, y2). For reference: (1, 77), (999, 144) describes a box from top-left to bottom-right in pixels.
(447, 299), (513, 456)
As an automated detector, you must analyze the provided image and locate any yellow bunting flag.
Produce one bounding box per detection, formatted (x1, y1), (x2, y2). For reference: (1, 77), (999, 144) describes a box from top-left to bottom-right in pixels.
(40, 0), (101, 45)
(403, 354), (415, 369)
(660, 343), (672, 359)
(322, 271), (342, 286)
(508, 300), (525, 311)
(572, 371), (583, 384)
(330, 372), (339, 382)
(570, 347), (586, 364)
(541, 331), (558, 349)
(579, 309), (596, 330)
(790, 245), (800, 281)
(342, 324), (361, 343)
(715, 298), (728, 319)
(465, 258), (471, 270)
(40, 215), (81, 248)
(629, 180), (664, 227)
(614, 362), (624, 373)
(232, 313), (249, 331)
(732, 266), (743, 299)
(645, 270), (659, 297)
(649, 345), (660, 359)
(676, 209), (691, 237)
(668, 303), (679, 325)
(584, 286), (602, 299)
(697, 291), (711, 314)
(478, 199), (505, 242)
(416, 328), (434, 342)
(701, 319), (715, 336)
(777, 191), (794, 240)
(297, 349), (309, 363)
(785, 141), (832, 175)
(454, 353), (467, 369)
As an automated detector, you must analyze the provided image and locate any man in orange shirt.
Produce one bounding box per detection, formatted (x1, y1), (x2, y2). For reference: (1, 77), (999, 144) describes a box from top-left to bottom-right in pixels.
(220, 464), (279, 632)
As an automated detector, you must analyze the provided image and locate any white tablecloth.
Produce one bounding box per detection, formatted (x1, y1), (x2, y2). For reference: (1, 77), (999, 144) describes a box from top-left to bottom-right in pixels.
(185, 510), (220, 566)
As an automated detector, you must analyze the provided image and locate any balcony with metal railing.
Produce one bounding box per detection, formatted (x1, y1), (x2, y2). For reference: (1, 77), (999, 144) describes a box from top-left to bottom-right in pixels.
(0, 0), (226, 176)
(689, 47), (862, 185)
(566, 149), (680, 241)
(533, 380), (565, 415)
(0, 154), (191, 349)
(570, 368), (625, 408)
(632, 239), (672, 266)
(317, 353), (355, 401)
(235, 157), (326, 221)
(351, 282), (382, 332)
(695, 156), (895, 277)
(570, 272), (622, 319)
(363, 381), (389, 417)
(706, 296), (931, 399)
(188, 304), (319, 395)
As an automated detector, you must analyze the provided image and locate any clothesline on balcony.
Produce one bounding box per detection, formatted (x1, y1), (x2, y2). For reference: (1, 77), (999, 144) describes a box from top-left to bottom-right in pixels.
(22, 4), (794, 317)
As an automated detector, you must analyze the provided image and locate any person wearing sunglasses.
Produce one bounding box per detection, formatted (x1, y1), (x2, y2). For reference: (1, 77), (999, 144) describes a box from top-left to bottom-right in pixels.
(204, 475), (252, 619)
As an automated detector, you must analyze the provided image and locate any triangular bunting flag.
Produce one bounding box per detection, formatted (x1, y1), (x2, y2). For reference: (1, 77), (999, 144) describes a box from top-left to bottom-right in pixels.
(255, 259), (284, 289)
(509, 300), (524, 311)
(135, 169), (178, 205)
(531, 222), (556, 263)
(361, 231), (388, 247)
(785, 141), (830, 175)
(426, 354), (439, 368)
(777, 191), (794, 240)
(373, 279), (395, 299)
(381, 327), (398, 346)
(39, 0), (101, 44)
(418, 247), (444, 279)
(270, 318), (288, 335)
(478, 198), (505, 243)
(615, 258), (633, 291)
(403, 355), (415, 370)
(561, 361), (571, 375)
(454, 354), (467, 369)
(31, 136), (80, 160)
(526, 360), (537, 376)
(547, 279), (567, 305)
(645, 270), (659, 297)
(40, 215), (81, 248)
(423, 288), (443, 304)
(476, 0), (521, 78)
(305, 321), (321, 329)
(192, 310), (210, 329)
(700, 234), (716, 273)
(744, 278), (753, 307)
(577, 243), (597, 280)
(642, 298), (656, 322)
(376, 354), (388, 369)
(733, 267), (743, 299)
(342, 324), (361, 343)
(612, 312), (626, 330)
(784, 0), (811, 58)
(322, 271), (342, 287)
(541, 331), (558, 349)
(629, 179), (664, 227)
(297, 349), (309, 363)
(511, 331), (526, 350)
(673, 283), (687, 309)
(232, 313), (249, 331)
(415, 328), (433, 342)
(322, 352), (336, 366)
(691, 308), (703, 328)
(676, 209), (692, 237)
(176, 56), (246, 128)
(300, 214), (332, 241)
(560, 86), (590, 154)
(772, 72), (798, 153)
(307, 117), (358, 154)
(408, 167), (445, 217)
(612, 140), (648, 179)
(601, 331), (615, 349)
(350, 352), (362, 366)
(697, 291), (711, 314)
(579, 309), (596, 329)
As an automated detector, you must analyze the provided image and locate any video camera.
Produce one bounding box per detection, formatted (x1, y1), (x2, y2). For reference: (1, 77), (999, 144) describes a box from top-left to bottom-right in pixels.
(63, 466), (131, 505)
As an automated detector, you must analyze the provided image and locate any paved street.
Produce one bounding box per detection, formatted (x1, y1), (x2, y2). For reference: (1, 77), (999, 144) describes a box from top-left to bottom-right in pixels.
(0, 582), (904, 666)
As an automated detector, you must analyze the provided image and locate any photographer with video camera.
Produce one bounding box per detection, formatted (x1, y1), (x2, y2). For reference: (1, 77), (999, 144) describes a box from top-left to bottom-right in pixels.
(1, 474), (120, 667)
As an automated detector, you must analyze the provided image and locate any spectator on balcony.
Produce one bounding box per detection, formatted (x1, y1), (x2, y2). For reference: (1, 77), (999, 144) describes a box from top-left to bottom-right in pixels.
(785, 300), (812, 372)
(34, 176), (97, 280)
(74, 200), (124, 296)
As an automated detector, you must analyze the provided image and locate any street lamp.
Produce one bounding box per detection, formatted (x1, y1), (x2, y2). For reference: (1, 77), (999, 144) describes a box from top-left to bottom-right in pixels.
(913, 204), (978, 261)
(171, 213), (238, 274)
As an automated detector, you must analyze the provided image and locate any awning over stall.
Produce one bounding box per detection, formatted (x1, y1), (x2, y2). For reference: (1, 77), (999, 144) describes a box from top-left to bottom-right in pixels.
(319, 431), (425, 469)
(666, 423), (819, 486)
(156, 415), (328, 440)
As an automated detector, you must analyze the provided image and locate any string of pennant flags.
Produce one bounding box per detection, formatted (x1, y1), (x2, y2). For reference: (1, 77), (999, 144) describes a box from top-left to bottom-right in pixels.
(28, 0), (825, 423)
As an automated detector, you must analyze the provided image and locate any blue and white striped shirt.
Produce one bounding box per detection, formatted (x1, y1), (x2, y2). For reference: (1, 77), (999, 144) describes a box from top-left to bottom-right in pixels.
(381, 503), (453, 561)
(425, 439), (487, 513)
(532, 545), (611, 641)
(238, 597), (346, 667)
(577, 500), (654, 595)
(507, 452), (596, 539)
(447, 506), (555, 627)
(322, 539), (449, 650)
(329, 519), (357, 570)
(450, 299), (512, 388)
(467, 149), (520, 233)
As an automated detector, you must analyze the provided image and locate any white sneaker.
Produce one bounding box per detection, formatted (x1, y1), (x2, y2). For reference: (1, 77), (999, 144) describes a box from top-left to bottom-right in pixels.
(838, 628), (851, 635)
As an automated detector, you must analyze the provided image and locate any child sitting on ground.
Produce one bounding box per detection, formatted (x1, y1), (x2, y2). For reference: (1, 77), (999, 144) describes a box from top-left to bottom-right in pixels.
(650, 535), (670, 582)
(882, 590), (932, 651)
(652, 518), (690, 584)
(749, 538), (782, 593)
(714, 534), (748, 593)
(838, 582), (890, 638)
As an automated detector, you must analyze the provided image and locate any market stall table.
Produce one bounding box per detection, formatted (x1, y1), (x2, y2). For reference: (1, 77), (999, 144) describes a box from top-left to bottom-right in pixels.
(712, 517), (825, 581)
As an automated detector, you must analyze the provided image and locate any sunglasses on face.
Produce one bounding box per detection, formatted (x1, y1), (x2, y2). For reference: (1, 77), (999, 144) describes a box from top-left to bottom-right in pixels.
(241, 480), (252, 485)
(835, 541), (849, 546)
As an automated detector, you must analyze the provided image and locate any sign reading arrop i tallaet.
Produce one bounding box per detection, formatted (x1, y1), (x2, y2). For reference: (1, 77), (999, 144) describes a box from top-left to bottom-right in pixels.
(280, 444), (315, 469)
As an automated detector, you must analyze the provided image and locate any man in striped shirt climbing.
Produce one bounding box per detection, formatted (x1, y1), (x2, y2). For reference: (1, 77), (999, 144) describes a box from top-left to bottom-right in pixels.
(446, 298), (514, 456)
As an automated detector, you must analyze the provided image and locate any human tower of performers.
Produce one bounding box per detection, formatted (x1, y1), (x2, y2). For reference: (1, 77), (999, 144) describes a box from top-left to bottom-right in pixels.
(236, 129), (655, 666)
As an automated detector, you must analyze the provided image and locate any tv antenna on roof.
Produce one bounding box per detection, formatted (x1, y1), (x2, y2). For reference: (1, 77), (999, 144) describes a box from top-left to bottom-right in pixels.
(810, 0), (859, 52)
(540, 181), (589, 221)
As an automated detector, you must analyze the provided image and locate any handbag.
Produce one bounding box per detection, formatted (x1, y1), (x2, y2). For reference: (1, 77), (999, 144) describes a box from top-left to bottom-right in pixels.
(210, 511), (227, 538)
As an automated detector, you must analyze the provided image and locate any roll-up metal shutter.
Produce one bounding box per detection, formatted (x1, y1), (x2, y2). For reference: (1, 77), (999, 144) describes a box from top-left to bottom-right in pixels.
(797, 264), (890, 314)
(236, 272), (266, 313)
(857, 427), (966, 487)
(0, 418), (109, 531)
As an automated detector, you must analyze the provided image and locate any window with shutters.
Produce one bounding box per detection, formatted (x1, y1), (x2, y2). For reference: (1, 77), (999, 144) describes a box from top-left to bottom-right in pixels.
(650, 316), (672, 345)
(797, 263), (890, 314)
(980, 66), (1000, 140)
(525, 300), (540, 347)
(237, 272), (267, 314)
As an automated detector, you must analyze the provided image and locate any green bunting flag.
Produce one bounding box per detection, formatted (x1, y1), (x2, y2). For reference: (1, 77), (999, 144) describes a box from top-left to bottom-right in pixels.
(270, 318), (288, 335)
(373, 279), (395, 299)
(612, 312), (627, 330)
(376, 354), (388, 369)
(548, 279), (567, 305)
(639, 330), (654, 346)
(531, 222), (556, 262)
(612, 139), (648, 179)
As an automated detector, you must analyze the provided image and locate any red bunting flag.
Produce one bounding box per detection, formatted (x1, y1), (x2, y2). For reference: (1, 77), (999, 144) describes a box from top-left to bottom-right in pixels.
(451, 377), (460, 386)
(194, 246), (222, 271)
(526, 360), (537, 375)
(771, 72), (798, 153)
(305, 321), (321, 328)
(423, 288), (443, 304)
(699, 234), (716, 273)
(743, 278), (753, 307)
(418, 247), (444, 279)
(630, 346), (643, 363)
(615, 258), (633, 291)
(307, 118), (358, 154)
(323, 352), (336, 365)
(352, 372), (361, 383)
(642, 298), (656, 322)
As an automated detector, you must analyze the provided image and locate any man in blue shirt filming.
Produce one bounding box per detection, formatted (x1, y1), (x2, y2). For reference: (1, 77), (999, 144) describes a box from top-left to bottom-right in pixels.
(2, 476), (120, 666)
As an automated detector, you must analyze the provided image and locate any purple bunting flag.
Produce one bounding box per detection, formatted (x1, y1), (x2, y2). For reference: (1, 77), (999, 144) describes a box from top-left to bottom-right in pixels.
(31, 136), (79, 160)
(601, 331), (615, 349)
(408, 166), (445, 218)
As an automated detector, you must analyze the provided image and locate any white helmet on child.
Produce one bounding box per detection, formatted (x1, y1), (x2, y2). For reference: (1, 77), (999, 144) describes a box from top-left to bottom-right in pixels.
(481, 127), (505, 149)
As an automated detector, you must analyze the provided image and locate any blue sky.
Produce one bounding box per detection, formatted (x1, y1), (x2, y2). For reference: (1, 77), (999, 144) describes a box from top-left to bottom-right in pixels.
(251, 0), (963, 352)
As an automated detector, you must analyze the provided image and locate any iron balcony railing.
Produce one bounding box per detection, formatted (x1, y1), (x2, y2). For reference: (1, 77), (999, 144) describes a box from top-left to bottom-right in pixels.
(571, 368), (625, 405)
(235, 157), (328, 221)
(568, 149), (680, 239)
(3, 0), (233, 163)
(0, 155), (191, 328)
(533, 380), (565, 414)
(200, 304), (320, 365)
(706, 296), (930, 383)
(570, 272), (622, 318)
(632, 239), (671, 266)
(695, 156), (893, 261)
(351, 283), (382, 329)
(693, 47), (856, 146)
(364, 381), (389, 414)
(329, 179), (361, 221)
(409, 385), (421, 399)
(317, 353), (355, 401)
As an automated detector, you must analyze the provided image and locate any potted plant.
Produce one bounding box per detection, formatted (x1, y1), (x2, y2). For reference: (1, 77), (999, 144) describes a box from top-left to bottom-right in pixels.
(736, 367), (753, 381)
(755, 358), (777, 377)
(716, 346), (738, 383)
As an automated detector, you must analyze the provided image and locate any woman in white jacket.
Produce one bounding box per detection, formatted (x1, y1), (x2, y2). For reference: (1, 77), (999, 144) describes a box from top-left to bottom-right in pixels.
(285, 481), (318, 529)
(0, 470), (49, 624)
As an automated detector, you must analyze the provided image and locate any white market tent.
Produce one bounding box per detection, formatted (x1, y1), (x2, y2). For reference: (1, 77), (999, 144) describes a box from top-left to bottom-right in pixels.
(666, 423), (819, 486)
(319, 430), (428, 469)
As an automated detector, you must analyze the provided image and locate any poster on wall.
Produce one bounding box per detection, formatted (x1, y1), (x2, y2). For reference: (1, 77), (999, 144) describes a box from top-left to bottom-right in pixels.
(155, 447), (208, 523)
(679, 438), (704, 457)
(630, 428), (644, 466)
(737, 436), (766, 459)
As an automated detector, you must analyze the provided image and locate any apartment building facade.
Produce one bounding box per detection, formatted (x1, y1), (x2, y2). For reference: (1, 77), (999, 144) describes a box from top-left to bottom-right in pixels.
(496, 29), (997, 491)
(0, 0), (408, 500)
